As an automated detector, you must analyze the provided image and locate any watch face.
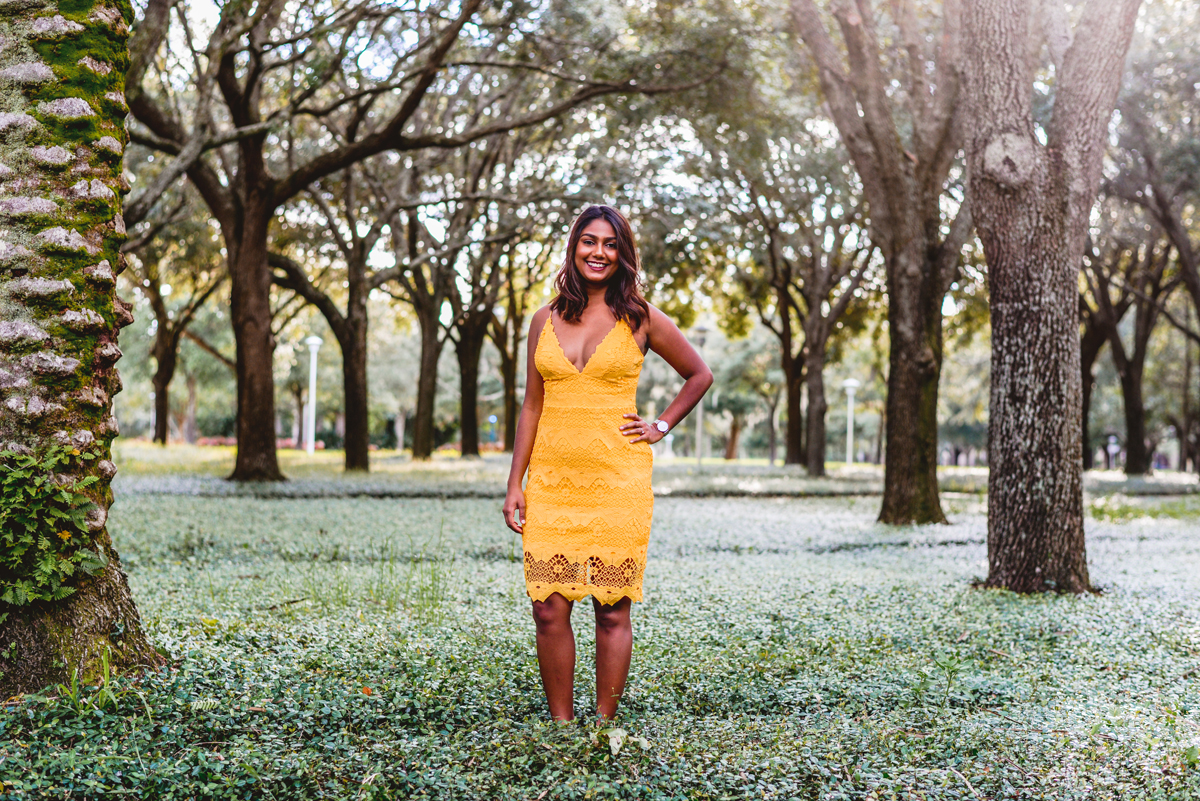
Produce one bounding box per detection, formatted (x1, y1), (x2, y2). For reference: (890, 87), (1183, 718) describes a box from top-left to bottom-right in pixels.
(655, 420), (669, 433)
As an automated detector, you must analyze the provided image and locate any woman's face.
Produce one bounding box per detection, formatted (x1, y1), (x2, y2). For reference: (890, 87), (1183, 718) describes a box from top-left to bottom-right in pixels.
(573, 218), (620, 286)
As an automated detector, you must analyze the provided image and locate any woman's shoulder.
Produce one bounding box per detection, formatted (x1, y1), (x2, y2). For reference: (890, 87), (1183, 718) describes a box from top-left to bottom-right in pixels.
(529, 305), (553, 335)
(641, 302), (672, 331)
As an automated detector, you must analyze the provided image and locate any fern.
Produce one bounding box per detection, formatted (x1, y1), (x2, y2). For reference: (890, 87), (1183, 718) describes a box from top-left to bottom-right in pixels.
(0, 445), (104, 606)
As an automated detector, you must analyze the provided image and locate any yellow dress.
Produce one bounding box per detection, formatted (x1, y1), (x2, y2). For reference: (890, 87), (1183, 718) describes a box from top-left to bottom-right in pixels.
(523, 317), (653, 605)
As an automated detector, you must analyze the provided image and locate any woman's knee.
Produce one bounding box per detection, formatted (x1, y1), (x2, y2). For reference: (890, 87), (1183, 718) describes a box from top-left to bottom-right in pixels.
(531, 595), (571, 630)
(593, 600), (631, 633)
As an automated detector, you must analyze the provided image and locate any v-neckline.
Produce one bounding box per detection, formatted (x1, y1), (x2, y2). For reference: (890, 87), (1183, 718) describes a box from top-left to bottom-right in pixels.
(548, 315), (623, 375)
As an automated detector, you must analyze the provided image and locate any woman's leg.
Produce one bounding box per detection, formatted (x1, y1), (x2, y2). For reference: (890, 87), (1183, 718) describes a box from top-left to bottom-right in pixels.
(593, 596), (632, 720)
(531, 592), (576, 721)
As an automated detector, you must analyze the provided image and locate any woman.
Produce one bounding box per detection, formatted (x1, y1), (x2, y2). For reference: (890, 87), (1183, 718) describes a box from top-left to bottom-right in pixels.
(503, 205), (712, 721)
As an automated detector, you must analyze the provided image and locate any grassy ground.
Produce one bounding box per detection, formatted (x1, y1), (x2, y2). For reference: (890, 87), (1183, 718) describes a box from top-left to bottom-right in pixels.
(2, 447), (1199, 799)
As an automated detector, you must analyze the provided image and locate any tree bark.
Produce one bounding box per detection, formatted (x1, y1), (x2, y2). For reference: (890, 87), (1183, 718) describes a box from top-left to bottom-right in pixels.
(878, 245), (947, 523)
(1080, 320), (1107, 470)
(1116, 360), (1148, 474)
(804, 343), (827, 476)
(455, 321), (488, 458)
(501, 353), (518, 452)
(341, 312), (370, 471)
(964, 0), (1141, 593)
(783, 359), (804, 465)
(151, 344), (176, 445)
(725, 417), (742, 459)
(292, 384), (304, 446)
(228, 203), (284, 480)
(1183, 320), (1192, 471)
(0, 0), (161, 694)
(766, 399), (779, 466)
(412, 308), (445, 459)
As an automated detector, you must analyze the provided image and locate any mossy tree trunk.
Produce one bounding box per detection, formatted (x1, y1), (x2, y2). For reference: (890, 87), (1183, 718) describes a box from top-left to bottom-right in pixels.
(0, 0), (161, 695)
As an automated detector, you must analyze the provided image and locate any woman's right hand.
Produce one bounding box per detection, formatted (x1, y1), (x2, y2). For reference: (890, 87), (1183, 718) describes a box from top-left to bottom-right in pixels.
(503, 486), (526, 534)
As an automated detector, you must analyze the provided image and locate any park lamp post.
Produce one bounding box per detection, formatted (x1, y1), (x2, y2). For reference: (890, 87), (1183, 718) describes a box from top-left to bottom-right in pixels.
(304, 336), (323, 455)
(842, 378), (860, 465)
(693, 325), (709, 466)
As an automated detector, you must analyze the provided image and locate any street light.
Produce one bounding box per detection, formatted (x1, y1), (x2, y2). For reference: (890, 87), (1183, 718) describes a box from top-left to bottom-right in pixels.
(842, 378), (860, 465)
(304, 336), (323, 455)
(692, 325), (709, 466)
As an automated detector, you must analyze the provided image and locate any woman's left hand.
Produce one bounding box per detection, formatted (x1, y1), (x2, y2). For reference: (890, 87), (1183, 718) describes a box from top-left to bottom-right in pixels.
(620, 413), (665, 445)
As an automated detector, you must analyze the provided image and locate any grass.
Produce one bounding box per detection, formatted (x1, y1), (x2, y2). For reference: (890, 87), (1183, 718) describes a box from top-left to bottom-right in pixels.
(1, 449), (1199, 799)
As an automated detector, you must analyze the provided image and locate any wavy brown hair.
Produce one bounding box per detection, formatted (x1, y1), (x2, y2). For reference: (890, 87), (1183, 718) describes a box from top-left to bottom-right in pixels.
(550, 205), (650, 331)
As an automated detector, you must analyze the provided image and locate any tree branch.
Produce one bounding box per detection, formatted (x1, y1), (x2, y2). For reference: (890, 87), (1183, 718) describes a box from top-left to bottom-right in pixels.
(183, 329), (236, 372)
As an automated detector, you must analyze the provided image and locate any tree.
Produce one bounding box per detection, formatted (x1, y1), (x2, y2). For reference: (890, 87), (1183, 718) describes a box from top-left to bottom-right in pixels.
(377, 157), (511, 461)
(490, 235), (558, 451)
(127, 0), (723, 479)
(1104, 0), (1199, 333)
(271, 162), (414, 470)
(791, 0), (972, 521)
(0, 0), (160, 694)
(962, 0), (1142, 593)
(710, 335), (775, 460)
(1084, 225), (1179, 475)
(715, 135), (873, 476)
(1078, 277), (1127, 471)
(123, 194), (226, 444)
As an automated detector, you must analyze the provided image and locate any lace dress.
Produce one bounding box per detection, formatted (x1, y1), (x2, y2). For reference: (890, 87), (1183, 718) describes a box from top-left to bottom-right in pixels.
(522, 317), (653, 605)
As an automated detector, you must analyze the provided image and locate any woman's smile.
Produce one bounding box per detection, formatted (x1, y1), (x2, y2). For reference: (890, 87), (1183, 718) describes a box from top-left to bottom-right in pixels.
(574, 218), (620, 283)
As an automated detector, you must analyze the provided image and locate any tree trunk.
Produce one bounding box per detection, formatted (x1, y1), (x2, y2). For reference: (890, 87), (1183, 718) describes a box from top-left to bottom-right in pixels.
(341, 314), (370, 471)
(1080, 319), (1108, 470)
(0, 3), (161, 694)
(496, 308), (521, 453)
(1113, 354), (1149, 475)
(765, 397), (779, 466)
(783, 358), (804, 465)
(151, 347), (175, 445)
(292, 385), (304, 446)
(228, 203), (284, 480)
(725, 416), (742, 460)
(184, 372), (198, 443)
(502, 354), (518, 452)
(964, 0), (1141, 593)
(1081, 366), (1095, 471)
(804, 344), (827, 477)
(878, 246), (947, 524)
(456, 321), (488, 459)
(1183, 328), (1192, 472)
(412, 309), (444, 460)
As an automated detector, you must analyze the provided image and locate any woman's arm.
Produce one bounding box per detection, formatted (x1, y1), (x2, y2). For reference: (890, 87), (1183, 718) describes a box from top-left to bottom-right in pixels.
(620, 305), (714, 444)
(503, 306), (551, 533)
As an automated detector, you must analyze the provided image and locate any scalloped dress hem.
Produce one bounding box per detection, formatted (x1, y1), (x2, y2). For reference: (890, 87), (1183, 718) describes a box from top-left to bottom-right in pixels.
(526, 584), (643, 605)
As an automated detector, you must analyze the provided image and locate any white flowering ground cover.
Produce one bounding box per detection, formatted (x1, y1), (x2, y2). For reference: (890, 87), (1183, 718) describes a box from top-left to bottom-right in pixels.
(2, 455), (1199, 799)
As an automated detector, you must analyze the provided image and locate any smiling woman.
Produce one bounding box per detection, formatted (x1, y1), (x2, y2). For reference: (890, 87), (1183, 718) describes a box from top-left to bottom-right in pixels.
(503, 205), (713, 722)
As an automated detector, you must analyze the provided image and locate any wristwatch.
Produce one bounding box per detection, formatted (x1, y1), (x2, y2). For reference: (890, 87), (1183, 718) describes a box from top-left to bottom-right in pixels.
(652, 419), (670, 434)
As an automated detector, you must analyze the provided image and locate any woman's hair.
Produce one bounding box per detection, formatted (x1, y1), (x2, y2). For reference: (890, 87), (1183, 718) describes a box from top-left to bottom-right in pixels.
(550, 205), (650, 330)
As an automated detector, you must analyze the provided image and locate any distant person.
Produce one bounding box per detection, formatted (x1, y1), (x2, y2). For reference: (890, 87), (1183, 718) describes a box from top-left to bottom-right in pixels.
(503, 205), (712, 721)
